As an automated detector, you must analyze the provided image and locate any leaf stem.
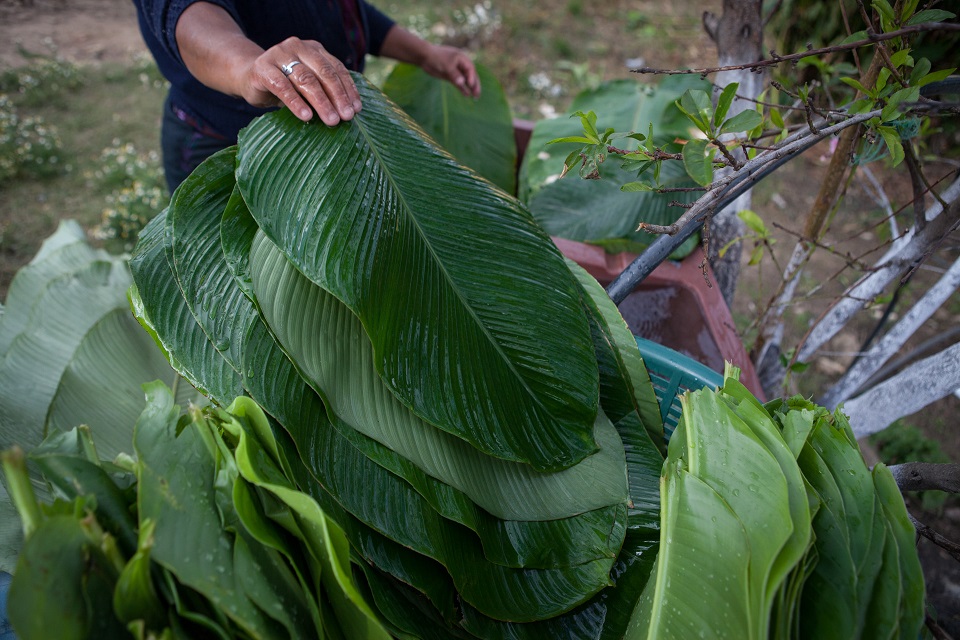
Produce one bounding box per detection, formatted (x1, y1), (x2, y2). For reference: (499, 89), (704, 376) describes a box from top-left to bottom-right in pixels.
(1, 447), (43, 537)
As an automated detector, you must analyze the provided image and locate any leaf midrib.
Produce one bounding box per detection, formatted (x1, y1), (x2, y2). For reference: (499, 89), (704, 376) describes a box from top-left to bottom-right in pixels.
(352, 112), (557, 430)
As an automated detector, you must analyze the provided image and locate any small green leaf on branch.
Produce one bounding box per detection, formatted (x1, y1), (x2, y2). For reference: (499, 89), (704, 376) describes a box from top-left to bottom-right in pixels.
(737, 209), (768, 236)
(714, 83), (739, 125)
(621, 182), (655, 192)
(906, 9), (956, 25)
(877, 125), (905, 166)
(682, 138), (713, 187)
(720, 110), (763, 135)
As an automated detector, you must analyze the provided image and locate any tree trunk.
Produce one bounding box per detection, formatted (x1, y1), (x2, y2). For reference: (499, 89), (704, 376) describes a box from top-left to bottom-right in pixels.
(702, 0), (764, 306)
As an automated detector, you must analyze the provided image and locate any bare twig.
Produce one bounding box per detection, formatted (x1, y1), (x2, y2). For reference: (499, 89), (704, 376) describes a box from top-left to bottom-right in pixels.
(770, 221), (877, 271)
(901, 145), (928, 229)
(795, 185), (960, 363)
(910, 514), (960, 562)
(606, 145), (682, 161)
(838, 0), (863, 75)
(631, 23), (960, 76)
(822, 255), (960, 408)
(925, 614), (953, 640)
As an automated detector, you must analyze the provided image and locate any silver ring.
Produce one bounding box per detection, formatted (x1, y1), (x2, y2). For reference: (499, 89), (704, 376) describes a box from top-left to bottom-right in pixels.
(280, 60), (302, 76)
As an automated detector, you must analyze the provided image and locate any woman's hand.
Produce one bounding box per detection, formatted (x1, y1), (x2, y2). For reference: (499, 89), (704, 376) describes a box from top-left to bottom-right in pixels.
(176, 2), (361, 126)
(239, 37), (363, 125)
(379, 26), (481, 99)
(418, 44), (481, 99)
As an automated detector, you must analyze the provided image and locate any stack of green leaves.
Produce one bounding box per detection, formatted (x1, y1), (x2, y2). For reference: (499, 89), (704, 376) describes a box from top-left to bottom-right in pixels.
(0, 220), (200, 574)
(126, 72), (667, 638)
(2, 383), (386, 639)
(627, 367), (924, 639)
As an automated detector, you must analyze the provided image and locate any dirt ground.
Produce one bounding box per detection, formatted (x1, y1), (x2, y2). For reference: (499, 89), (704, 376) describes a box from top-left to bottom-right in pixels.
(0, 0), (146, 68)
(1, 0), (959, 635)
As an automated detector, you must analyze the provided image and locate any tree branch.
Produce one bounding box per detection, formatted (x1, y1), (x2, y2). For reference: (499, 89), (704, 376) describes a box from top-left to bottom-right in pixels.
(637, 110), (879, 235)
(891, 462), (960, 493)
(821, 255), (960, 408)
(798, 176), (960, 362)
(911, 514), (960, 563)
(631, 22), (960, 76)
(840, 341), (960, 437)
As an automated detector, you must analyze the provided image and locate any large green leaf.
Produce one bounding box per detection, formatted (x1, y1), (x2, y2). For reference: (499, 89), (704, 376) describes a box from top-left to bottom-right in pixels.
(280, 400), (621, 623)
(527, 160), (700, 256)
(0, 226), (200, 564)
(29, 451), (138, 555)
(517, 77), (707, 257)
(235, 75), (599, 472)
(249, 229), (628, 522)
(382, 62), (517, 194)
(870, 464), (924, 640)
(7, 514), (128, 639)
(519, 77), (706, 200)
(567, 261), (664, 531)
(147, 164), (630, 622)
(44, 308), (191, 457)
(354, 562), (477, 640)
(718, 381), (814, 639)
(795, 410), (911, 640)
(167, 147), (254, 379)
(628, 381), (823, 640)
(568, 260), (662, 441)
(0, 259), (131, 452)
(677, 390), (795, 638)
(459, 528), (660, 640)
(129, 210), (244, 406)
(243, 327), (624, 624)
(627, 457), (753, 640)
(224, 396), (390, 639)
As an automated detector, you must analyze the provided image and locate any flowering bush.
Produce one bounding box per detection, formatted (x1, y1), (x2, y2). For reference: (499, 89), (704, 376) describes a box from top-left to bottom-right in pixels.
(405, 1), (501, 45)
(0, 95), (65, 183)
(90, 140), (163, 190)
(0, 48), (83, 108)
(92, 180), (167, 251)
(90, 141), (168, 251)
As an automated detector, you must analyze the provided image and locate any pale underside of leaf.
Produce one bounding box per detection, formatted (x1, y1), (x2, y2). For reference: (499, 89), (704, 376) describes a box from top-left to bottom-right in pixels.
(45, 307), (196, 460)
(628, 460), (752, 640)
(0, 258), (132, 453)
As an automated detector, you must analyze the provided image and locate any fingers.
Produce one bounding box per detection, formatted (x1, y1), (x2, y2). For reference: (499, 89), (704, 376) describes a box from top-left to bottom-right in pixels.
(455, 57), (481, 99)
(254, 38), (363, 126)
(424, 46), (481, 99)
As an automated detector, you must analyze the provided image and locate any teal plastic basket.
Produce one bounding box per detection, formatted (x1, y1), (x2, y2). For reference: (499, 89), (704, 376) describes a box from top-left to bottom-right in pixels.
(635, 336), (724, 438)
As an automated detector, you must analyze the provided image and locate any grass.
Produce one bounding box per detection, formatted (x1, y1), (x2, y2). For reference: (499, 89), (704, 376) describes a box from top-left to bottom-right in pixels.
(1, 55), (168, 293)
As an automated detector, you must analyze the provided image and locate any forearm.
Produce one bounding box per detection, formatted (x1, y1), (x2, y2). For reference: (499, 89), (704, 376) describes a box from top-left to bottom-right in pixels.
(377, 25), (432, 66)
(175, 2), (263, 99)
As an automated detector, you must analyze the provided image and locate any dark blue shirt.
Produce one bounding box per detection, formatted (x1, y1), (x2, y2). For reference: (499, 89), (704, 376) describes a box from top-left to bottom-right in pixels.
(133, 0), (395, 140)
